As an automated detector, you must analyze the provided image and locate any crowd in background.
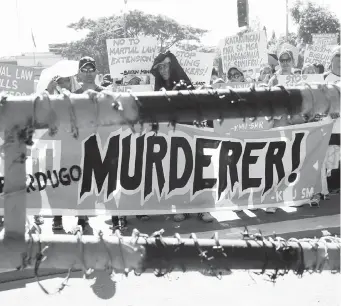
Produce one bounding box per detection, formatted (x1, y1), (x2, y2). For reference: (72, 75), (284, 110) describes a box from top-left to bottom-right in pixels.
(1, 41), (339, 235)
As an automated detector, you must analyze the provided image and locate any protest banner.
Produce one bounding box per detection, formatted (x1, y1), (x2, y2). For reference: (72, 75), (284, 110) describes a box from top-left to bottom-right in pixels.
(213, 117), (274, 135)
(277, 74), (325, 86)
(0, 64), (34, 96)
(171, 49), (215, 86)
(312, 33), (338, 46)
(220, 81), (262, 89)
(106, 36), (158, 78)
(304, 44), (337, 69)
(0, 120), (333, 215)
(219, 30), (268, 74)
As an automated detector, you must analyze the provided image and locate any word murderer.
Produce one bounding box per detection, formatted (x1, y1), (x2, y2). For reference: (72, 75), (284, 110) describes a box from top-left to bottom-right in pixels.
(78, 131), (305, 203)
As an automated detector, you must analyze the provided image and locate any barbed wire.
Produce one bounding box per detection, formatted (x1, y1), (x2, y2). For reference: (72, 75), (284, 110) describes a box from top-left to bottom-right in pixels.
(12, 224), (339, 295)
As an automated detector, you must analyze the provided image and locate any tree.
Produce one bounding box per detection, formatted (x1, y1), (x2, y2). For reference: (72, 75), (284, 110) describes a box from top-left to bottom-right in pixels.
(290, 0), (340, 44)
(62, 10), (208, 73)
(267, 32), (298, 53)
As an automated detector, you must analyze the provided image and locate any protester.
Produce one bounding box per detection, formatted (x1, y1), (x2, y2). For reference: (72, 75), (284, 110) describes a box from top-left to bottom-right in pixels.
(150, 51), (214, 223)
(313, 63), (325, 74)
(74, 57), (105, 93)
(34, 72), (81, 229)
(101, 74), (113, 87)
(324, 46), (340, 83)
(74, 56), (105, 232)
(210, 67), (219, 84)
(151, 51), (193, 91)
(268, 49), (295, 86)
(301, 64), (316, 75)
(268, 53), (279, 73)
(258, 65), (273, 83)
(227, 67), (245, 82)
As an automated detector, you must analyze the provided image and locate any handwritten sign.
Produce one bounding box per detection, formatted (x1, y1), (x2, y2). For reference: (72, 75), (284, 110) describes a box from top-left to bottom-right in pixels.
(304, 44), (337, 69)
(116, 84), (153, 92)
(219, 30), (268, 73)
(171, 49), (215, 86)
(312, 33), (338, 46)
(0, 64), (34, 96)
(277, 74), (325, 86)
(106, 36), (158, 78)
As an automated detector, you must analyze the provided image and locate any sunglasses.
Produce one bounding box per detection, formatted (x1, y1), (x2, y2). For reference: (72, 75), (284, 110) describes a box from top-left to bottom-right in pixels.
(279, 58), (292, 64)
(80, 67), (96, 73)
(230, 72), (242, 79)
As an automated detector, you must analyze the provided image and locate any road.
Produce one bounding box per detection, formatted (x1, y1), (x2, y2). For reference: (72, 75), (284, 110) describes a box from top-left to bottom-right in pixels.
(19, 194), (339, 240)
(0, 194), (339, 305)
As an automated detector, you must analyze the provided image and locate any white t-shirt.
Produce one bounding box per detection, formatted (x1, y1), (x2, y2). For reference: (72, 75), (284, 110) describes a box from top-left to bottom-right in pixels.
(325, 72), (340, 84)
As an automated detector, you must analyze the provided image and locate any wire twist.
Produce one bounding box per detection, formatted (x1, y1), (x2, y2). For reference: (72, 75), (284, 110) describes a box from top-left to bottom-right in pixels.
(33, 223), (72, 295)
(63, 90), (79, 139)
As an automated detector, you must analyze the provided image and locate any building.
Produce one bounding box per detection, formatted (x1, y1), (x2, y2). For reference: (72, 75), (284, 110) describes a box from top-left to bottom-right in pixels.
(48, 43), (68, 55)
(16, 52), (66, 79)
(1, 51), (66, 80)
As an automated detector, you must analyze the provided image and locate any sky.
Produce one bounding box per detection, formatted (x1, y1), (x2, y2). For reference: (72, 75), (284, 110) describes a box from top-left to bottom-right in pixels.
(0, 0), (340, 57)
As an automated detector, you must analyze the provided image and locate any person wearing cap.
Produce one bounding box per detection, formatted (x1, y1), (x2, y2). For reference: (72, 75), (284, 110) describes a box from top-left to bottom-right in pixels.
(324, 46), (340, 83)
(268, 49), (295, 86)
(101, 74), (114, 87)
(74, 56), (105, 93)
(74, 57), (105, 232)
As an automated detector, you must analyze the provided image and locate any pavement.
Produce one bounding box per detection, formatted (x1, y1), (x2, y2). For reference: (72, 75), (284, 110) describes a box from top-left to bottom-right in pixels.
(18, 193), (339, 239)
(0, 194), (339, 304)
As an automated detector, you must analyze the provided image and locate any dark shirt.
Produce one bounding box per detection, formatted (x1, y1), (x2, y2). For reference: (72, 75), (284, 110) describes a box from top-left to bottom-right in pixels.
(74, 85), (105, 94)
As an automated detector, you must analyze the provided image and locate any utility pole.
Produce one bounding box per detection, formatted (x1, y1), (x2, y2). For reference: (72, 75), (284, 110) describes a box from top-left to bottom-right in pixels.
(124, 0), (127, 37)
(286, 0), (289, 39)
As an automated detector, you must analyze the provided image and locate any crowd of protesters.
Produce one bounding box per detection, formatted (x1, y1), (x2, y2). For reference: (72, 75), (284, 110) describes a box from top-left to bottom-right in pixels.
(211, 46), (340, 87)
(0, 41), (338, 234)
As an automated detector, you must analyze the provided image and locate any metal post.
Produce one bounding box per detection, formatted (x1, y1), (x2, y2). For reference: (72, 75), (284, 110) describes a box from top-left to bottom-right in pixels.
(3, 129), (27, 244)
(0, 85), (339, 131)
(0, 233), (339, 272)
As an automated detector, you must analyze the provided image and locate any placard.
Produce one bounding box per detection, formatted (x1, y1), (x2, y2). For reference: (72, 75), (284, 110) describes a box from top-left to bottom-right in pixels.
(312, 33), (338, 46)
(171, 49), (215, 86)
(219, 31), (268, 73)
(304, 44), (337, 69)
(277, 74), (324, 86)
(0, 64), (35, 96)
(106, 36), (158, 78)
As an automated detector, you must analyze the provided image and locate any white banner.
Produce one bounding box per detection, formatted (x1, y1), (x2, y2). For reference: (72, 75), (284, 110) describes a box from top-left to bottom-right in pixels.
(171, 49), (215, 86)
(304, 44), (337, 69)
(106, 36), (158, 78)
(312, 33), (338, 46)
(219, 30), (268, 73)
(277, 74), (324, 86)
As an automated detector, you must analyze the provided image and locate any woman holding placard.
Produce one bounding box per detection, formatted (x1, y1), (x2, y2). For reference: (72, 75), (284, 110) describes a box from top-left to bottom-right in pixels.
(268, 50), (295, 86)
